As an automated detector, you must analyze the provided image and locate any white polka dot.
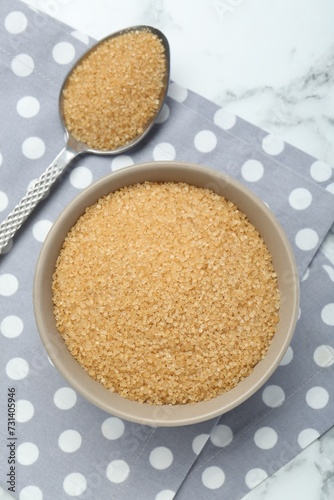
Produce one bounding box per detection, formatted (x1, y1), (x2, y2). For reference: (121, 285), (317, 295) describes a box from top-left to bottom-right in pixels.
(156, 103), (170, 124)
(68, 165), (92, 189)
(58, 429), (82, 453)
(168, 82), (188, 102)
(19, 485), (43, 500)
(326, 182), (334, 194)
(106, 460), (130, 483)
(16, 400), (34, 423)
(245, 468), (268, 489)
(153, 142), (176, 161)
(71, 30), (90, 45)
(310, 160), (332, 182)
(314, 345), (334, 367)
(17, 96), (40, 118)
(323, 265), (334, 282)
(306, 386), (329, 409)
(321, 303), (334, 326)
(69, 166), (93, 189)
(210, 425), (233, 447)
(11, 54), (34, 77)
(254, 427), (278, 450)
(22, 137), (45, 160)
(288, 188), (312, 210)
(0, 191), (9, 212)
(0, 151), (3, 166)
(111, 155), (134, 171)
(214, 108), (236, 130)
(295, 228), (319, 251)
(298, 428), (320, 449)
(149, 446), (173, 470)
(301, 268), (310, 282)
(262, 134), (285, 156)
(1, 315), (24, 338)
(63, 472), (87, 496)
(279, 346), (293, 366)
(202, 466), (225, 490)
(299, 306), (303, 321)
(241, 159), (264, 182)
(27, 178), (37, 190)
(194, 130), (217, 153)
(262, 385), (285, 408)
(0, 273), (19, 296)
(32, 219), (52, 242)
(17, 442), (39, 465)
(155, 490), (175, 500)
(54, 387), (77, 410)
(101, 417), (125, 440)
(192, 433), (209, 455)
(6, 357), (29, 380)
(5, 11), (28, 34)
(52, 41), (76, 65)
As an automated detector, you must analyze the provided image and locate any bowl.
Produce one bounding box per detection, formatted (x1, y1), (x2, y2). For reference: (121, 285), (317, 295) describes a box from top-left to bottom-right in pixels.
(34, 161), (299, 426)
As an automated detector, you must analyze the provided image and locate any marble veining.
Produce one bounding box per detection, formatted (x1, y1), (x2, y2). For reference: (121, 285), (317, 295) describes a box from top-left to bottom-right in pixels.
(243, 427), (334, 500)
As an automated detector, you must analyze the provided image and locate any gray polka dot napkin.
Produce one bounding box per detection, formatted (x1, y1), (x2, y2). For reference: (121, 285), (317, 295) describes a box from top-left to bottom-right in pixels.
(1, 1), (334, 499)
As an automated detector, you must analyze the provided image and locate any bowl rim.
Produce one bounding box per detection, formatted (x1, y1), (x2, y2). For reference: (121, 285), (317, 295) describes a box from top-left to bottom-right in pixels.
(34, 161), (300, 426)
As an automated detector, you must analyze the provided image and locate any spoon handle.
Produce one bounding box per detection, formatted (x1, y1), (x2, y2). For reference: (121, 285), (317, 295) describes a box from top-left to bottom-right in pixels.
(0, 145), (77, 254)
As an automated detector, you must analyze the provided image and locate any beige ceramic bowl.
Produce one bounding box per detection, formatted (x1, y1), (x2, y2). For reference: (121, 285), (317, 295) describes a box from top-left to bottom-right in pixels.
(34, 161), (299, 426)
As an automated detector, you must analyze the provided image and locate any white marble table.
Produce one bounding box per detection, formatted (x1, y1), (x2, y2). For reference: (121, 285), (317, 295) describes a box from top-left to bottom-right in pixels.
(2, 1), (333, 499)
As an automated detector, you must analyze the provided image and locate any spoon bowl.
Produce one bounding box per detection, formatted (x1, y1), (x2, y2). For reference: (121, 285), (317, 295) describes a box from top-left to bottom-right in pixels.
(60, 25), (170, 157)
(0, 25), (170, 253)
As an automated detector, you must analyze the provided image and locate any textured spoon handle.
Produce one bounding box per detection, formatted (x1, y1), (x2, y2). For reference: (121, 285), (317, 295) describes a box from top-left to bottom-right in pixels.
(0, 146), (77, 253)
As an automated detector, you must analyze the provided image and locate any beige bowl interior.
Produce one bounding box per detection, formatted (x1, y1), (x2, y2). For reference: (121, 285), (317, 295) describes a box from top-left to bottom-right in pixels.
(34, 162), (299, 426)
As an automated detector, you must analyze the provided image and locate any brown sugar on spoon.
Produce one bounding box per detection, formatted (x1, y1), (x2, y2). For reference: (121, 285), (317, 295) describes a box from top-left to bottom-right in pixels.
(52, 182), (280, 405)
(62, 29), (167, 151)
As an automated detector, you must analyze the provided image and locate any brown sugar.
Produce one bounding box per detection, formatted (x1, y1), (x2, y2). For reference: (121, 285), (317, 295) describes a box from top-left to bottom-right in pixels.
(62, 29), (167, 151)
(52, 182), (280, 405)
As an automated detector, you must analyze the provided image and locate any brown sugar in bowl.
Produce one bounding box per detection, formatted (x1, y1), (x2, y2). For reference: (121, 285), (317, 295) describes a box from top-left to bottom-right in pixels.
(53, 183), (280, 405)
(34, 162), (299, 426)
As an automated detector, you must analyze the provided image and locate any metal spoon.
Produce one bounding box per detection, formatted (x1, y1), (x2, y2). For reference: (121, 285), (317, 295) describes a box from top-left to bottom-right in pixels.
(0, 25), (170, 254)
